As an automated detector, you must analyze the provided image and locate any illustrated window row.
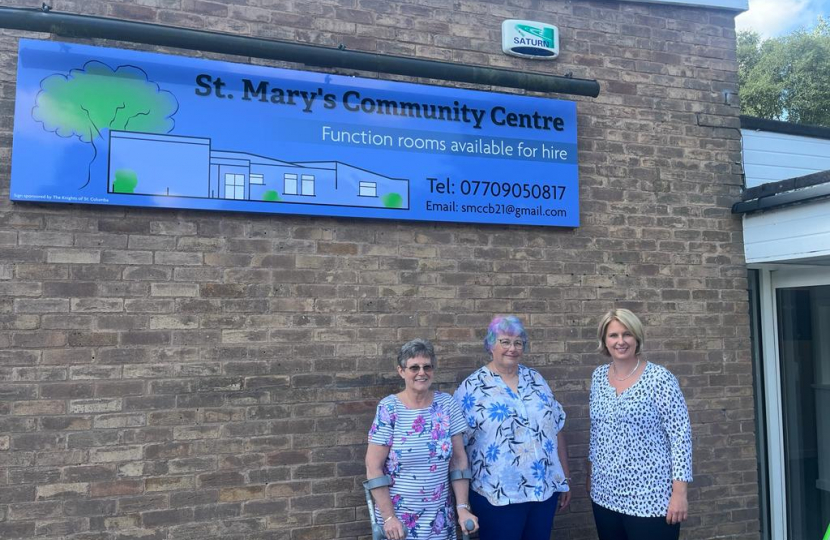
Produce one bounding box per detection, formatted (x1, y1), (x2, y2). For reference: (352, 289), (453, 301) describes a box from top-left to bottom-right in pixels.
(224, 173), (379, 199)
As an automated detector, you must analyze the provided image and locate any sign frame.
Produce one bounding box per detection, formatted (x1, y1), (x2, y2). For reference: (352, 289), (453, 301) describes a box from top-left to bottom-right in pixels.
(11, 39), (580, 228)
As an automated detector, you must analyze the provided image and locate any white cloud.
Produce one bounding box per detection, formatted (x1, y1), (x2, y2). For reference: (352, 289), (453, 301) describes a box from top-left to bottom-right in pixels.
(735, 0), (812, 37)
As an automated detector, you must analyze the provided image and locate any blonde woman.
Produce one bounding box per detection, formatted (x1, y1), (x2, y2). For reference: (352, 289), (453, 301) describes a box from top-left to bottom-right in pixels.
(588, 309), (692, 540)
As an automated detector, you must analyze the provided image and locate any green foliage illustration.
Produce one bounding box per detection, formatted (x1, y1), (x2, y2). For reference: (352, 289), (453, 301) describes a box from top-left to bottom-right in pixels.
(263, 190), (281, 202)
(112, 169), (138, 193)
(32, 60), (179, 188)
(381, 193), (404, 208)
(738, 18), (830, 127)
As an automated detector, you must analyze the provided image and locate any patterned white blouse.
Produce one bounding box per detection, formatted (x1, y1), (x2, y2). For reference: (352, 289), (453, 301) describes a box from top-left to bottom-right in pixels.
(454, 364), (569, 507)
(589, 362), (693, 517)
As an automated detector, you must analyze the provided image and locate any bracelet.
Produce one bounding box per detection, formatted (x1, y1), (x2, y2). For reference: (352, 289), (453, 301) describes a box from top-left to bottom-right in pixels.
(384, 516), (395, 524)
(456, 503), (470, 510)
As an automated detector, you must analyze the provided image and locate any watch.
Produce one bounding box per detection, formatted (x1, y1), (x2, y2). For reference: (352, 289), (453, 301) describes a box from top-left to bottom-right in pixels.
(456, 503), (471, 510)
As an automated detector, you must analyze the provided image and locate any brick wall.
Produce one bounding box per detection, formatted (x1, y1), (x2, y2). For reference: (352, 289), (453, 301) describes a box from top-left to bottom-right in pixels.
(0, 1), (757, 539)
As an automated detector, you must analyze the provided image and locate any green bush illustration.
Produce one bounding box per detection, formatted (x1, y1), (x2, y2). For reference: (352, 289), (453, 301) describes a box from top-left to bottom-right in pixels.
(263, 190), (280, 202)
(381, 193), (403, 208)
(112, 169), (138, 193)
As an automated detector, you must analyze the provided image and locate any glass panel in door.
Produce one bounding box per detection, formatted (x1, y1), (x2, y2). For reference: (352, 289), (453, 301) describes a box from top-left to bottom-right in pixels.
(776, 285), (830, 539)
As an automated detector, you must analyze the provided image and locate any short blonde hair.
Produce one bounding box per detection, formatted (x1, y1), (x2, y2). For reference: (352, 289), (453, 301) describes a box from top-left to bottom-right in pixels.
(596, 309), (645, 357)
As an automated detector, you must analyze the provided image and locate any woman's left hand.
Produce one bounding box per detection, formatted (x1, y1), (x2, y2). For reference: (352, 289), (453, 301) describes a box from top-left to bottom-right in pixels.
(558, 490), (571, 510)
(457, 507), (479, 534)
(666, 489), (688, 524)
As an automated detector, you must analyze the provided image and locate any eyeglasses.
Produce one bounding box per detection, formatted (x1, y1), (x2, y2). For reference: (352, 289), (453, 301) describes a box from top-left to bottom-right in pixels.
(404, 364), (434, 374)
(498, 339), (524, 349)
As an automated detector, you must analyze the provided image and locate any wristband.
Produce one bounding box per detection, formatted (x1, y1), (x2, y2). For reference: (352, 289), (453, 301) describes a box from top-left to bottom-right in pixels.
(456, 503), (470, 510)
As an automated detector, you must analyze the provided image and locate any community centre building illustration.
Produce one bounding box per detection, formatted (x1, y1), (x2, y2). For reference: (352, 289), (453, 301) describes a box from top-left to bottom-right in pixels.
(107, 130), (410, 209)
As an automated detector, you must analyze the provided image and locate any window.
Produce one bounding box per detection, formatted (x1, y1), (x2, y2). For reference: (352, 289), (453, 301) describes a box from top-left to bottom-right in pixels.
(250, 173), (264, 185)
(359, 181), (377, 197)
(224, 173), (245, 200)
(284, 173), (298, 195)
(284, 173), (315, 196)
(301, 174), (315, 196)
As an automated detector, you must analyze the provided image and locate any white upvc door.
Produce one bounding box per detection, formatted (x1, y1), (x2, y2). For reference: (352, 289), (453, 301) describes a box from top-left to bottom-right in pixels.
(760, 266), (830, 540)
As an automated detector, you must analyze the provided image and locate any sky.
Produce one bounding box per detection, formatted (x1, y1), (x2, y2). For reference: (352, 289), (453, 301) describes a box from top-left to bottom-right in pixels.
(735, 0), (829, 38)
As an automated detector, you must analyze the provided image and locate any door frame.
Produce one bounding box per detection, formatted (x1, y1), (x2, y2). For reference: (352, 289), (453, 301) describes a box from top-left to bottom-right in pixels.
(757, 266), (830, 539)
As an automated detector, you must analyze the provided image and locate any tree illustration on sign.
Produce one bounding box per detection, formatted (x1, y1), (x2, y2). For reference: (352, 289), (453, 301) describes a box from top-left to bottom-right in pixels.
(32, 60), (179, 189)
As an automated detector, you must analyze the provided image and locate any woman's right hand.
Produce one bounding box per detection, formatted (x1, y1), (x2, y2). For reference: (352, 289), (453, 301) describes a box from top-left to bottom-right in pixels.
(457, 507), (479, 533)
(383, 515), (405, 540)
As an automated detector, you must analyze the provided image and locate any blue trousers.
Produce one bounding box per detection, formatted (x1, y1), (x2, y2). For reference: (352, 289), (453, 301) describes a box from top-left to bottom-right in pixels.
(470, 490), (559, 540)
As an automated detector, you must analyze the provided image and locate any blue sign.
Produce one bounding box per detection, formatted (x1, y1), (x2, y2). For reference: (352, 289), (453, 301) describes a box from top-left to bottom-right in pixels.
(11, 39), (579, 227)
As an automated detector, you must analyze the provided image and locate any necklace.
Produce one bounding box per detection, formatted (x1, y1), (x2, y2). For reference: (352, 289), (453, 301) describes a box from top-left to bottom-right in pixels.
(611, 358), (640, 381)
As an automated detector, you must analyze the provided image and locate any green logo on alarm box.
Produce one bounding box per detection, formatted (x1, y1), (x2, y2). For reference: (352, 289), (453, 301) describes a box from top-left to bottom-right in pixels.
(502, 20), (559, 59)
(515, 24), (555, 48)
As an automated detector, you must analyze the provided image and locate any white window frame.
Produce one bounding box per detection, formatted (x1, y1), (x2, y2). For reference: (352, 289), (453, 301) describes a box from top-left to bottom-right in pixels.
(359, 181), (377, 197)
(224, 173), (245, 200)
(757, 265), (830, 540)
(284, 173), (298, 195)
(250, 173), (264, 185)
(301, 174), (315, 196)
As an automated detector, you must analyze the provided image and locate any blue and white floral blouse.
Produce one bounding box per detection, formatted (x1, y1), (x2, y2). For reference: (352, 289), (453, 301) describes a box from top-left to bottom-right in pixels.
(454, 365), (568, 506)
(589, 362), (693, 518)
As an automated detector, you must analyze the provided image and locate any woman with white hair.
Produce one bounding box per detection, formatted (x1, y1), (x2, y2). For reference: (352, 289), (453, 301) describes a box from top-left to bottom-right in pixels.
(455, 315), (571, 540)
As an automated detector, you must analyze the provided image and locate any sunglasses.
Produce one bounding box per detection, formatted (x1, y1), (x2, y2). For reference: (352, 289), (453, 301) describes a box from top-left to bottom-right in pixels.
(404, 364), (434, 374)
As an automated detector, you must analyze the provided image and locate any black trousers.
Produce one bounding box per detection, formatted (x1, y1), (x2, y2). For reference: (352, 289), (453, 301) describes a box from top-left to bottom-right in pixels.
(592, 501), (681, 540)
